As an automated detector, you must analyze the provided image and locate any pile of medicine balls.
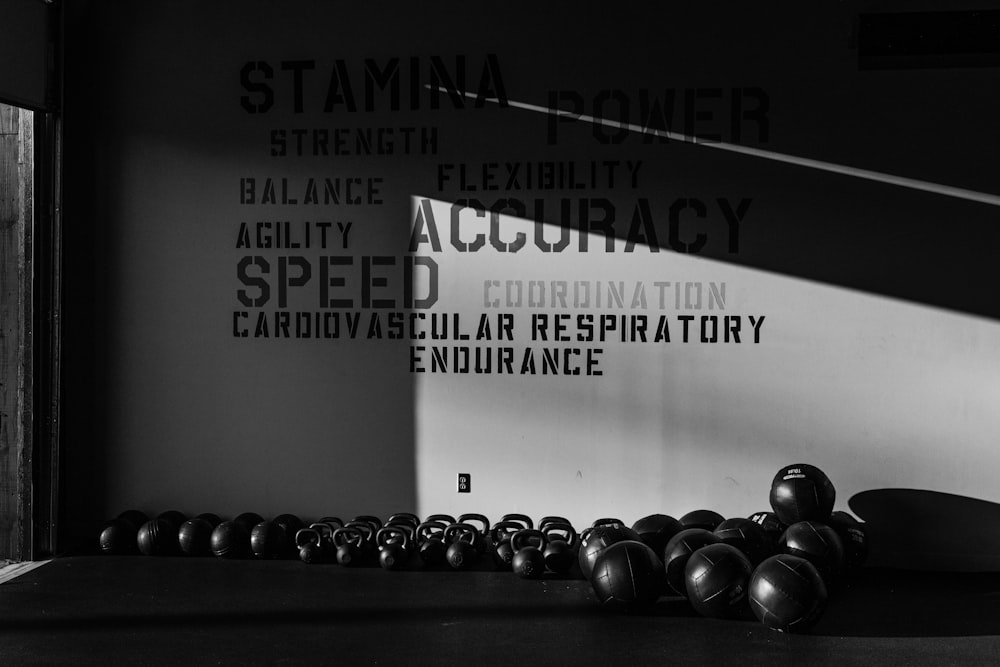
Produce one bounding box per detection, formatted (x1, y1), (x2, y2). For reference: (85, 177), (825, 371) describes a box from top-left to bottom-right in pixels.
(585, 463), (867, 632)
(98, 463), (866, 633)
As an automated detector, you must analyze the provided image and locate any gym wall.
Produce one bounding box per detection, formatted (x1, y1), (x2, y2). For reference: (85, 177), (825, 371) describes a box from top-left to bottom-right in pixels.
(0, 0), (51, 110)
(61, 0), (1000, 569)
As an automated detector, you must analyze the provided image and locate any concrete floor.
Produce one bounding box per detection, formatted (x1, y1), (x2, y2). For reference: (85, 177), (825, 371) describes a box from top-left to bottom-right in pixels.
(0, 555), (998, 665)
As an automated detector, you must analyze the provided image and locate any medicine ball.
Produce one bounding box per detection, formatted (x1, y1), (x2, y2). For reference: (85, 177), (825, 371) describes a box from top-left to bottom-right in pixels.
(591, 540), (666, 611)
(178, 517), (214, 556)
(828, 511), (868, 568)
(747, 511), (788, 544)
(684, 543), (752, 619)
(749, 554), (828, 632)
(273, 513), (304, 555)
(116, 509), (149, 530)
(195, 512), (222, 528)
(250, 520), (287, 559)
(99, 518), (138, 555)
(578, 522), (641, 580)
(233, 512), (265, 533)
(211, 520), (251, 559)
(662, 528), (721, 597)
(678, 509), (725, 532)
(156, 510), (188, 530)
(631, 514), (683, 556)
(137, 518), (177, 556)
(779, 521), (845, 584)
(769, 464), (836, 525)
(714, 517), (773, 566)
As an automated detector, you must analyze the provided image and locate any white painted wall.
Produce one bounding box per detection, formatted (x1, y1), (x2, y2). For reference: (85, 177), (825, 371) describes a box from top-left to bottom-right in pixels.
(413, 199), (1000, 540)
(71, 0), (1000, 569)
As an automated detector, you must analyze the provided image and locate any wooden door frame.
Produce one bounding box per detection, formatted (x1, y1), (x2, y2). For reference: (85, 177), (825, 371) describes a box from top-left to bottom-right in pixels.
(0, 0), (62, 561)
(0, 103), (61, 562)
(31, 109), (61, 559)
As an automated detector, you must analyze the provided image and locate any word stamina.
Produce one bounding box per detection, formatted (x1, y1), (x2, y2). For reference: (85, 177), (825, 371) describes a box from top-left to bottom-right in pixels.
(240, 55), (507, 114)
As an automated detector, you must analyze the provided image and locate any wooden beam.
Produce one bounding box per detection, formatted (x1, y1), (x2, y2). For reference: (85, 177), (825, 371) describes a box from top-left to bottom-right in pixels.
(0, 102), (31, 561)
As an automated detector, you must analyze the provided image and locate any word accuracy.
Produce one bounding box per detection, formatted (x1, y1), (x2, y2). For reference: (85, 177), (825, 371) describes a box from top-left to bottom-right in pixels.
(410, 197), (751, 255)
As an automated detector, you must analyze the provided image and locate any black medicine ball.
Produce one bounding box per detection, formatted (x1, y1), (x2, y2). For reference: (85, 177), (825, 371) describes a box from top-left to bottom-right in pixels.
(590, 540), (666, 611)
(631, 514), (683, 555)
(178, 518), (214, 556)
(779, 521), (845, 584)
(100, 518), (138, 555)
(578, 522), (641, 580)
(211, 520), (251, 559)
(714, 517), (773, 566)
(684, 543), (752, 619)
(769, 464), (836, 525)
(678, 509), (725, 532)
(828, 511), (868, 568)
(663, 528), (721, 597)
(136, 518), (178, 556)
(749, 554), (828, 632)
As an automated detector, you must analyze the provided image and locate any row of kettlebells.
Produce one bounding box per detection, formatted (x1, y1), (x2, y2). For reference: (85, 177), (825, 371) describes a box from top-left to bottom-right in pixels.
(296, 512), (580, 577)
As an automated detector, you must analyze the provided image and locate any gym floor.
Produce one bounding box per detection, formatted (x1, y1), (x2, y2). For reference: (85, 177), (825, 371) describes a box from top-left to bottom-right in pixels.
(0, 555), (998, 665)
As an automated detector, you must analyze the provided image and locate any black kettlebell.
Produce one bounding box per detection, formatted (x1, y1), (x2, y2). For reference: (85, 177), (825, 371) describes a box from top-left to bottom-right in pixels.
(296, 528), (326, 564)
(539, 516), (572, 532)
(458, 513), (492, 555)
(490, 520), (524, 570)
(353, 515), (383, 532)
(444, 522), (480, 570)
(345, 520), (377, 560)
(386, 513), (421, 530)
(426, 513), (457, 526)
(416, 521), (448, 567)
(377, 525), (412, 571)
(502, 513), (534, 530)
(542, 521), (578, 574)
(511, 529), (547, 579)
(333, 526), (367, 567)
(309, 522), (338, 559)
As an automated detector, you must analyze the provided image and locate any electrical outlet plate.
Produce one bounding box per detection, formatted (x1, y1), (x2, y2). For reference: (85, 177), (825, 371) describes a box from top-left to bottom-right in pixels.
(458, 473), (471, 493)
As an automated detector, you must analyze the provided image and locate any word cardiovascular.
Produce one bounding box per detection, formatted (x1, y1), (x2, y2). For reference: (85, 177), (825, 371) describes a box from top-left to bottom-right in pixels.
(231, 310), (766, 344)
